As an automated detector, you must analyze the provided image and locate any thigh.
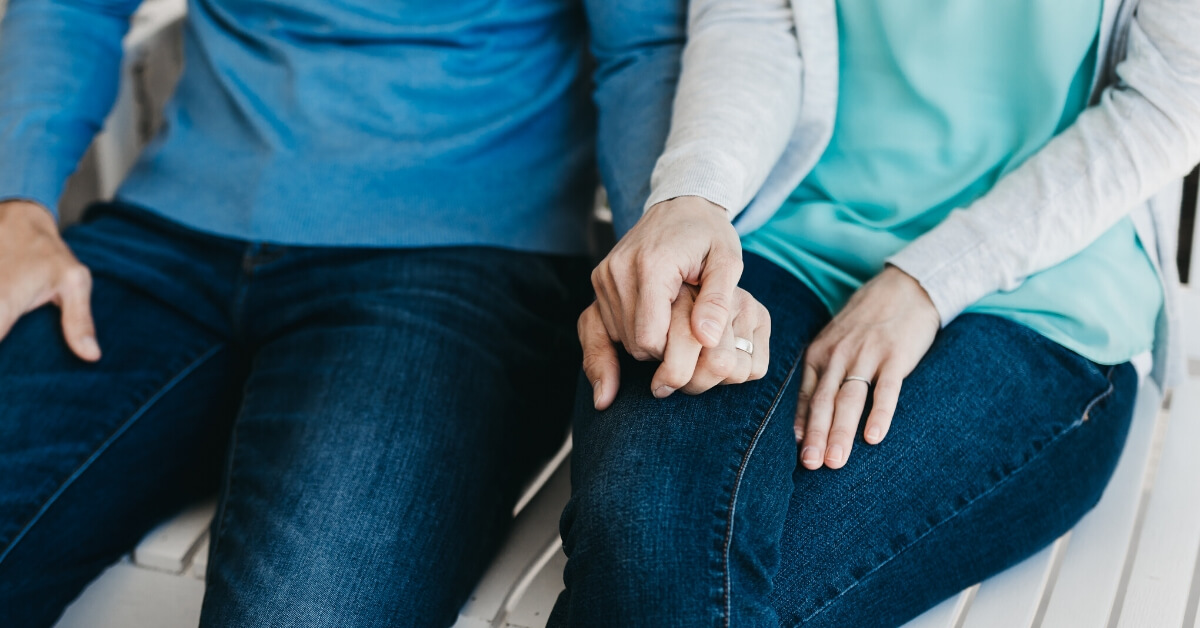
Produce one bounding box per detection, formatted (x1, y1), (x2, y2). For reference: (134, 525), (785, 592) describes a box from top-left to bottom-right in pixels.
(551, 254), (831, 628)
(200, 246), (591, 628)
(0, 208), (243, 626)
(770, 314), (1139, 627)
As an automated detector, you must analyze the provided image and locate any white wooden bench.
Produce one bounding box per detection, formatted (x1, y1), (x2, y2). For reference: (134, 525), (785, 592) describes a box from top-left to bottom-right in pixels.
(42, 2), (1200, 625)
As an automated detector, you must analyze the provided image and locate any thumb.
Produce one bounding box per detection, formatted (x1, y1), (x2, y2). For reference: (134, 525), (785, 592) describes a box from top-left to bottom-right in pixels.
(55, 266), (101, 362)
(579, 303), (621, 410)
(691, 248), (743, 347)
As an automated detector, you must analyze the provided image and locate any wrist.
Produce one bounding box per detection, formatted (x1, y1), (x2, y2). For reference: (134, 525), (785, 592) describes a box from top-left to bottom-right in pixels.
(0, 199), (58, 233)
(648, 196), (733, 223)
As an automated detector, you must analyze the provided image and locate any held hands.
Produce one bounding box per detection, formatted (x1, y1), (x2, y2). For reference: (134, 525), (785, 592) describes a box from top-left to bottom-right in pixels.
(581, 195), (769, 410)
(590, 196), (744, 360)
(794, 266), (939, 470)
(579, 284), (770, 410)
(0, 200), (101, 361)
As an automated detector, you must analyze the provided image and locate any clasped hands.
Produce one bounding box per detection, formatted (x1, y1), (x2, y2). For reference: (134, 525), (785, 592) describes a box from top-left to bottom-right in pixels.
(580, 196), (941, 470)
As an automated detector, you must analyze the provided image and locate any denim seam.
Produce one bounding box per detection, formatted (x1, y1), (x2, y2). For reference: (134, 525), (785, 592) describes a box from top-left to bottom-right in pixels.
(1079, 365), (1117, 424)
(723, 350), (805, 628)
(0, 343), (226, 567)
(207, 401), (241, 567)
(794, 375), (1113, 626)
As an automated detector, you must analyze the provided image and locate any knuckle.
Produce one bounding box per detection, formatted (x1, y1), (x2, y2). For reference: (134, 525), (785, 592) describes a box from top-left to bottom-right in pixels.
(810, 391), (836, 408)
(61, 265), (92, 290)
(699, 290), (732, 313)
(659, 368), (691, 390)
(627, 346), (653, 362)
(704, 350), (735, 378)
(582, 354), (618, 375)
(590, 267), (605, 290)
(633, 329), (661, 353)
(828, 429), (856, 443)
(836, 385), (862, 402)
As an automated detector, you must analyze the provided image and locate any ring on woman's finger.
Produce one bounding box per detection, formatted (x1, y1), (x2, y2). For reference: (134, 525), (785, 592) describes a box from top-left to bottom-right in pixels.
(734, 337), (754, 355)
(842, 375), (872, 387)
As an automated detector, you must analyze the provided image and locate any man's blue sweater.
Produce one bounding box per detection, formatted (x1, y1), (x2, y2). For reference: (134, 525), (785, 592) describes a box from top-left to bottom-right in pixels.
(0, 0), (684, 252)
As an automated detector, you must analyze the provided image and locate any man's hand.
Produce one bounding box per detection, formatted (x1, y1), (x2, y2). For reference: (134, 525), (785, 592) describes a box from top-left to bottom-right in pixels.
(590, 195), (743, 361)
(795, 266), (939, 470)
(580, 284), (770, 410)
(0, 200), (100, 361)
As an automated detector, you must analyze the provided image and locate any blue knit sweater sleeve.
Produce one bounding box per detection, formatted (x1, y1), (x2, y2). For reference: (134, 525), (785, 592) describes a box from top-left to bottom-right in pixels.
(0, 0), (140, 215)
(584, 0), (686, 238)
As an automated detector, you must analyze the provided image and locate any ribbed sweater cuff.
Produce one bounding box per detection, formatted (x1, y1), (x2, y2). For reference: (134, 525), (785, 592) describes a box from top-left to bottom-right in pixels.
(644, 150), (748, 221)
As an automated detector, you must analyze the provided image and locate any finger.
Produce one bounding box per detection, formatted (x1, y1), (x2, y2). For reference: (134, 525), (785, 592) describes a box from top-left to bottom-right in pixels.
(579, 303), (621, 410)
(864, 366), (904, 445)
(650, 287), (702, 398)
(748, 304), (770, 381)
(721, 303), (756, 385)
(681, 323), (738, 395)
(801, 362), (845, 470)
(629, 265), (681, 361)
(52, 265), (101, 362)
(691, 249), (743, 347)
(793, 361), (818, 444)
(825, 364), (875, 469)
(593, 281), (627, 346)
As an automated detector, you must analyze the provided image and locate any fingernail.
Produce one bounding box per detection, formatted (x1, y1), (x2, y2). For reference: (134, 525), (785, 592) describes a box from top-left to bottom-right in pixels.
(700, 319), (721, 342)
(801, 446), (821, 465)
(592, 380), (602, 406)
(866, 426), (881, 442)
(81, 336), (101, 358)
(653, 385), (675, 399)
(827, 445), (844, 463)
(794, 426), (804, 443)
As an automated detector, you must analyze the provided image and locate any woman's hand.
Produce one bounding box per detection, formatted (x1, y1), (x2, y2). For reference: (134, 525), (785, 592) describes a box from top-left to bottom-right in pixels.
(795, 266), (939, 470)
(590, 196), (744, 361)
(581, 284), (770, 410)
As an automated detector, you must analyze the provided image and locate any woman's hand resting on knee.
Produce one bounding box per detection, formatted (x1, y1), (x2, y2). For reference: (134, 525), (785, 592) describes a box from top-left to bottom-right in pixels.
(795, 266), (940, 470)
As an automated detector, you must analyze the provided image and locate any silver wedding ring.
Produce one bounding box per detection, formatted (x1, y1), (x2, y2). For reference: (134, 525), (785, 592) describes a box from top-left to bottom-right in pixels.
(843, 375), (872, 387)
(734, 337), (754, 356)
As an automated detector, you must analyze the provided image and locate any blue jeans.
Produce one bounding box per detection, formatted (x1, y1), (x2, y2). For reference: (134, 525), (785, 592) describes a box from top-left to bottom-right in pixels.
(550, 252), (1138, 627)
(0, 204), (591, 627)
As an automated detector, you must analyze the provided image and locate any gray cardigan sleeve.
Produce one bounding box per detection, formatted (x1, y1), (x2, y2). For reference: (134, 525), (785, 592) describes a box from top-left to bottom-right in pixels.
(642, 0), (801, 218)
(887, 0), (1200, 324)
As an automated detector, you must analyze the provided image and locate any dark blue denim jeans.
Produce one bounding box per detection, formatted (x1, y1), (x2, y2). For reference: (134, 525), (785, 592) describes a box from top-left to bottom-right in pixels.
(550, 252), (1138, 627)
(0, 203), (591, 627)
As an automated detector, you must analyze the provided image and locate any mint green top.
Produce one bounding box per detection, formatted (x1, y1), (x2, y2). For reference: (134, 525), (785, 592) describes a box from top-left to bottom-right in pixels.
(742, 0), (1161, 364)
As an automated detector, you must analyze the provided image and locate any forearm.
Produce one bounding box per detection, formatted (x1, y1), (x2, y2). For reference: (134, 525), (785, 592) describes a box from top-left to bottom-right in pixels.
(889, 0), (1200, 323)
(0, 0), (140, 215)
(644, 0), (800, 220)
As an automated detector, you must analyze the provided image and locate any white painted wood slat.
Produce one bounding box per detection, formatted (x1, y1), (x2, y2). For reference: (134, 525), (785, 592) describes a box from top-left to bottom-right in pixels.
(962, 538), (1067, 628)
(1117, 375), (1200, 628)
(1040, 380), (1164, 627)
(903, 588), (975, 628)
(502, 549), (568, 628)
(131, 499), (217, 574)
(56, 559), (205, 628)
(191, 532), (210, 580)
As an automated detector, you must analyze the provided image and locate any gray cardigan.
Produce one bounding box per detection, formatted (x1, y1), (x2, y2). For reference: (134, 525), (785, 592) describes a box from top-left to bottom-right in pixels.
(646, 0), (1200, 389)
